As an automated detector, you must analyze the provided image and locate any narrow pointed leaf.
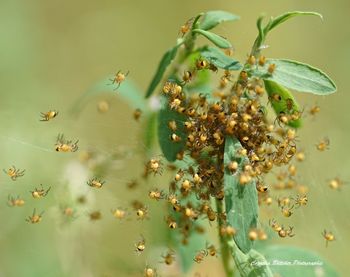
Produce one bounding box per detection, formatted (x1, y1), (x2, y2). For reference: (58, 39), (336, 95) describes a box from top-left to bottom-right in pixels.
(192, 29), (232, 49)
(200, 10), (240, 30)
(266, 11), (322, 33)
(263, 59), (337, 95)
(200, 46), (242, 70)
(224, 136), (258, 253)
(252, 11), (322, 56)
(145, 44), (181, 98)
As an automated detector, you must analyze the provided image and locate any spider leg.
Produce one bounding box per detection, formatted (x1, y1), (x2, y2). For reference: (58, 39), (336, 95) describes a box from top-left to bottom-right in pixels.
(114, 83), (121, 91)
(44, 187), (51, 196)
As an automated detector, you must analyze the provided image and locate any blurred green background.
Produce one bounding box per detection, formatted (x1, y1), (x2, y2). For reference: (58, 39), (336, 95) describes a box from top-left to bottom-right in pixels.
(0, 1), (349, 276)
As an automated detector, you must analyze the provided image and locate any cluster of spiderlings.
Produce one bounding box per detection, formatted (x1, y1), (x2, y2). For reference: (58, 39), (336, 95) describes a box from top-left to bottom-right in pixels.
(140, 51), (311, 247)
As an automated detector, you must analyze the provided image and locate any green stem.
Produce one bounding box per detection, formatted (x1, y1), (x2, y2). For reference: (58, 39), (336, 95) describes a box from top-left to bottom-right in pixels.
(160, 32), (197, 87)
(216, 199), (235, 277)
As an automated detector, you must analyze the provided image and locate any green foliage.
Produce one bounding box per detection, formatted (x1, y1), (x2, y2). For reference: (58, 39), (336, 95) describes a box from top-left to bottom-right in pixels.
(224, 136), (258, 253)
(200, 46), (242, 70)
(158, 96), (186, 161)
(200, 10), (240, 31)
(192, 29), (232, 49)
(186, 69), (211, 92)
(252, 11), (322, 55)
(70, 76), (146, 114)
(228, 239), (273, 277)
(263, 80), (302, 128)
(185, 52), (211, 90)
(266, 11), (322, 33)
(143, 112), (157, 152)
(145, 43), (182, 98)
(258, 245), (339, 277)
(261, 59), (337, 95)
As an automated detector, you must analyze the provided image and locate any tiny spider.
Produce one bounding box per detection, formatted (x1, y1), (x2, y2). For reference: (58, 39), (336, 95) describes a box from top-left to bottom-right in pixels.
(62, 206), (76, 218)
(87, 178), (105, 189)
(40, 110), (58, 121)
(144, 265), (157, 277)
(206, 243), (219, 257)
(135, 235), (146, 255)
(111, 207), (127, 220)
(165, 216), (177, 229)
(322, 230), (335, 247)
(293, 194), (308, 208)
(309, 105), (320, 116)
(278, 226), (295, 238)
(281, 205), (294, 217)
(316, 137), (330, 151)
(161, 249), (176, 265)
(7, 195), (25, 207)
(3, 165), (25, 181)
(88, 210), (102, 221)
(269, 218), (282, 232)
(136, 206), (149, 221)
(145, 157), (163, 176)
(109, 70), (129, 90)
(133, 108), (142, 121)
(55, 134), (79, 152)
(30, 184), (51, 199)
(148, 189), (165, 201)
(179, 17), (194, 37)
(26, 208), (44, 224)
(193, 249), (208, 263)
(328, 177), (346, 190)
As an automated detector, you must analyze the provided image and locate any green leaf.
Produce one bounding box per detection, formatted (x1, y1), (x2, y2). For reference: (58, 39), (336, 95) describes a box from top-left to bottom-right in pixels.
(145, 44), (181, 98)
(70, 77), (146, 115)
(266, 11), (322, 33)
(263, 59), (337, 95)
(200, 10), (240, 30)
(192, 29), (232, 49)
(186, 69), (211, 93)
(200, 46), (242, 70)
(258, 245), (339, 277)
(191, 12), (204, 29)
(263, 80), (302, 128)
(158, 96), (187, 162)
(224, 136), (258, 253)
(187, 51), (211, 84)
(182, 51), (212, 94)
(143, 112), (157, 152)
(228, 239), (273, 277)
(251, 11), (322, 56)
(256, 16), (265, 43)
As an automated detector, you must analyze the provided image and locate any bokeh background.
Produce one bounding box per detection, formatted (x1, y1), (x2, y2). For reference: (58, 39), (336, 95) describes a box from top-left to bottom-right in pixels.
(0, 1), (349, 276)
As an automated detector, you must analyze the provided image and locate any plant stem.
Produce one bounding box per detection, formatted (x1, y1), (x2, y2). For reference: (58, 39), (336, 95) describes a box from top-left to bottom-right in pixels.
(216, 199), (235, 277)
